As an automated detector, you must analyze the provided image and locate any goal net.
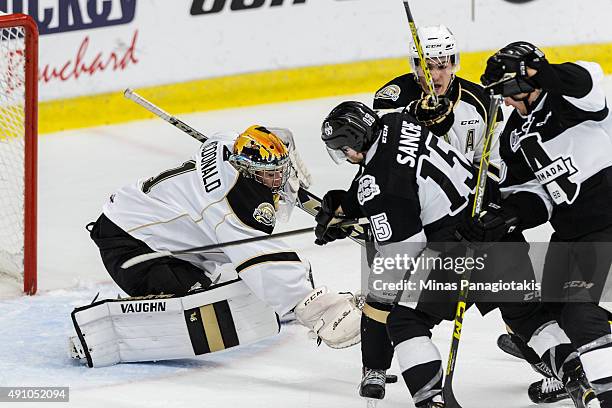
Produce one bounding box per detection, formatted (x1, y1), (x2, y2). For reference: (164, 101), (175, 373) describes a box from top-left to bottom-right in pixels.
(0, 13), (38, 294)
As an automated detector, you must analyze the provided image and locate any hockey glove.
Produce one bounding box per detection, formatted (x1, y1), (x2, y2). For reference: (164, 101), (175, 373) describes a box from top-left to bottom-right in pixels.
(314, 190), (353, 246)
(409, 94), (454, 126)
(481, 42), (547, 96)
(456, 202), (519, 248)
(294, 287), (361, 349)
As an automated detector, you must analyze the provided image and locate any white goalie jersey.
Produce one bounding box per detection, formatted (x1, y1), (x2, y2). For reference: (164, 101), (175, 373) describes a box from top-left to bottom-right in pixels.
(103, 133), (312, 316)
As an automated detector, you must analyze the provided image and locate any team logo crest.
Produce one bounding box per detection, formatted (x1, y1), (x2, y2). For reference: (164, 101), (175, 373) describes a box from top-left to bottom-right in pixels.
(253, 202), (276, 227)
(358, 175), (381, 205)
(375, 85), (401, 102)
(510, 130), (521, 152)
(324, 122), (333, 136)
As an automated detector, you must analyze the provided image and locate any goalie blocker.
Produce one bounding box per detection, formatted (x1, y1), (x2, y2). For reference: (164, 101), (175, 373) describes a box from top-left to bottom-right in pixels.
(71, 280), (362, 367)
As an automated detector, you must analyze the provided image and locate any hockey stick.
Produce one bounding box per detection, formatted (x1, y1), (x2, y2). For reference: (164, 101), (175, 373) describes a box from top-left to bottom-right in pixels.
(442, 93), (503, 408)
(124, 88), (206, 142)
(402, 0), (438, 104)
(122, 88), (371, 247)
(120, 218), (363, 269)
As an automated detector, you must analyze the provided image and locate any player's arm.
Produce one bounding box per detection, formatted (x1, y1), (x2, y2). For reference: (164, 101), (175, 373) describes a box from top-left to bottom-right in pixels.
(498, 152), (553, 230)
(530, 61), (600, 99)
(458, 155), (552, 244)
(313, 172), (364, 245)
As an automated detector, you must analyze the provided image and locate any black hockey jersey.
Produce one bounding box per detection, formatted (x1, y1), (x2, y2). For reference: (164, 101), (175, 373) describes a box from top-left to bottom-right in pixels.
(373, 74), (502, 175)
(341, 110), (476, 251)
(498, 61), (612, 238)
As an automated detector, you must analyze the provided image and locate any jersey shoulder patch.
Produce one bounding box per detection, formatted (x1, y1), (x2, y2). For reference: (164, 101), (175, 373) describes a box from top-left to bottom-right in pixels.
(373, 74), (422, 109)
(357, 174), (381, 205)
(226, 175), (276, 234)
(375, 84), (402, 102)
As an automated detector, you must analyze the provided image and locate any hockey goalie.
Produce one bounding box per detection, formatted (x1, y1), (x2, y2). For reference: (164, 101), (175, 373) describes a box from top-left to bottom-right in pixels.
(70, 126), (361, 368)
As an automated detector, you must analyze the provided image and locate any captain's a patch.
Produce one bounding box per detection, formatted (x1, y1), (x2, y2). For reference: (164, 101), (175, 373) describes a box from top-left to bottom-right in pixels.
(253, 202), (276, 227)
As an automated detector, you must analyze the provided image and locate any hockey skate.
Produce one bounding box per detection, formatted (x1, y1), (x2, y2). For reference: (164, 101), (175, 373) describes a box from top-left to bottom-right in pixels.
(564, 365), (598, 408)
(528, 377), (569, 403)
(360, 367), (386, 407)
(421, 395), (445, 407)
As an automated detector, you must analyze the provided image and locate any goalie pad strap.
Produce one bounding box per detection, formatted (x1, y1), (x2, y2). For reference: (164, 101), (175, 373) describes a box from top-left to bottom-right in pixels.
(363, 303), (390, 324)
(71, 279), (279, 367)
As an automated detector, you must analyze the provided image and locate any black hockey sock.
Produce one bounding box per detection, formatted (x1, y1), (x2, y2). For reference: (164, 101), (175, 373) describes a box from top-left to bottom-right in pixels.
(401, 360), (443, 407)
(361, 301), (394, 369)
(509, 333), (541, 365)
(541, 343), (577, 380)
(596, 389), (612, 408)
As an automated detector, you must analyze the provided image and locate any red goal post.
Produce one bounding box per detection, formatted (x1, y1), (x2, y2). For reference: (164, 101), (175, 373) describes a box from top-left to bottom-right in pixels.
(0, 13), (38, 295)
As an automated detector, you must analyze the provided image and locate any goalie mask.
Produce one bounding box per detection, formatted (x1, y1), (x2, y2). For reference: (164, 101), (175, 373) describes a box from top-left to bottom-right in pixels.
(230, 125), (291, 192)
(408, 25), (460, 79)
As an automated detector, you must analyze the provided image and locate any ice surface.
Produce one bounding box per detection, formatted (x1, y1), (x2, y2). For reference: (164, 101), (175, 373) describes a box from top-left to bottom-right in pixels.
(2, 81), (612, 406)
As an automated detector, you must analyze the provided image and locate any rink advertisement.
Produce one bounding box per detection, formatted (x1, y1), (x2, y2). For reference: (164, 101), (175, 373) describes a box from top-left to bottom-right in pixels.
(1, 0), (611, 131)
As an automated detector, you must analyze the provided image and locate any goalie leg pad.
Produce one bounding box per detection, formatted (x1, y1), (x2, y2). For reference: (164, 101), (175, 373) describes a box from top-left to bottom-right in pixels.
(70, 280), (279, 367)
(294, 287), (361, 349)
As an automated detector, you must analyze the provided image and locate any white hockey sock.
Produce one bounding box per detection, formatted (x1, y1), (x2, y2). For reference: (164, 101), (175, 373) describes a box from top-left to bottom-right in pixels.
(578, 334), (612, 396)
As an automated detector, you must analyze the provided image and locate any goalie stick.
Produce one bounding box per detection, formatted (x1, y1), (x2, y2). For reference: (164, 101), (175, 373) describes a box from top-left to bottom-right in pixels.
(120, 218), (364, 269)
(123, 88), (371, 248)
(442, 93), (503, 408)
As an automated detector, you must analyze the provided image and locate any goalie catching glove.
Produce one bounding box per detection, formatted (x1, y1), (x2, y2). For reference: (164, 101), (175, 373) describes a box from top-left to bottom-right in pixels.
(294, 287), (361, 349)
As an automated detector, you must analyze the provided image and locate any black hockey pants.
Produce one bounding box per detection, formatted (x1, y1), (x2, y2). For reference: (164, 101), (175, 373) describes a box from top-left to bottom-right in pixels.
(87, 214), (212, 297)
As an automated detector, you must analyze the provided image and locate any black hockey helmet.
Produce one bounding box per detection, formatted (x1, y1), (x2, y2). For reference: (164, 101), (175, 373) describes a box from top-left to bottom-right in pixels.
(321, 101), (380, 163)
(481, 41), (545, 97)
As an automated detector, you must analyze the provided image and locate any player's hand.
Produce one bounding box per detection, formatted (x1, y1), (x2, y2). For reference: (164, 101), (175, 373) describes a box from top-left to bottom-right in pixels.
(455, 203), (519, 248)
(409, 94), (453, 127)
(314, 190), (353, 245)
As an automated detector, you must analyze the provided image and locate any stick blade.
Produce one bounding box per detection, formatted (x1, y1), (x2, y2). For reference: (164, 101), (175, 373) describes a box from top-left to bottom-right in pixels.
(443, 385), (463, 408)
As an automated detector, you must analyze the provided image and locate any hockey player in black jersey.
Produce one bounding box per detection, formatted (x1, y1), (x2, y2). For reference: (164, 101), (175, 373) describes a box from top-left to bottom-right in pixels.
(315, 101), (562, 408)
(475, 41), (612, 408)
(370, 25), (557, 403)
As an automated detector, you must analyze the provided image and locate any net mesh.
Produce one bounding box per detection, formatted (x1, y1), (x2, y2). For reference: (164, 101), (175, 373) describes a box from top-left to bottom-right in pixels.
(0, 23), (26, 283)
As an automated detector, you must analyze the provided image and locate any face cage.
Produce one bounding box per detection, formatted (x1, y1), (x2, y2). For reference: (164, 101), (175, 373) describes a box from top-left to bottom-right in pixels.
(486, 74), (535, 98)
(230, 155), (292, 192)
(326, 146), (348, 165)
(410, 54), (460, 77)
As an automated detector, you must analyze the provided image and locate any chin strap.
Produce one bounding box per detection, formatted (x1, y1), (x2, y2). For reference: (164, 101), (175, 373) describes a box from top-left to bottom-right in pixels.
(510, 90), (538, 114)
